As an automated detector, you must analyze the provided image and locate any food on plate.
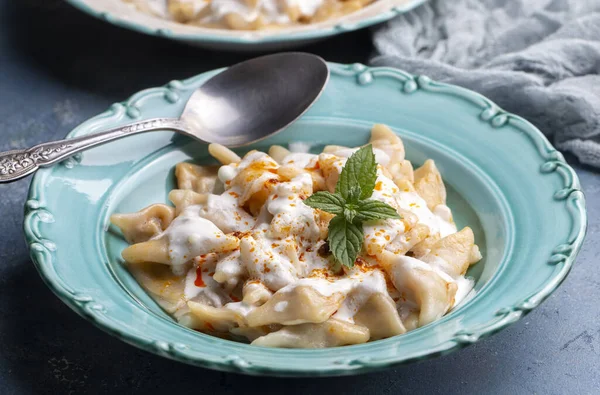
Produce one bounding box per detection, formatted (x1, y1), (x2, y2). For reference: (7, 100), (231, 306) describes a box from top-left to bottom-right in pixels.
(123, 0), (376, 30)
(111, 124), (482, 348)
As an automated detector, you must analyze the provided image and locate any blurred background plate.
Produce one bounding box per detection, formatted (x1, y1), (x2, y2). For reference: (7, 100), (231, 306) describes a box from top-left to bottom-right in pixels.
(65, 0), (426, 51)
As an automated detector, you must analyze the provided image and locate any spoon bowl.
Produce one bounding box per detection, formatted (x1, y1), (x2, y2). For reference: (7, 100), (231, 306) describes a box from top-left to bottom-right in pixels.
(0, 52), (329, 183)
(182, 53), (329, 146)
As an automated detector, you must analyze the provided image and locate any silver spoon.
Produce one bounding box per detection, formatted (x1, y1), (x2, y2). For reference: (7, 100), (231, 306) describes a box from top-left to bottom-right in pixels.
(0, 52), (329, 183)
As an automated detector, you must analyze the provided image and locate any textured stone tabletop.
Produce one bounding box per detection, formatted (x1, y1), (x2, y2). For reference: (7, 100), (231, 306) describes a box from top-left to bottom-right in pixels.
(1, 1), (598, 394)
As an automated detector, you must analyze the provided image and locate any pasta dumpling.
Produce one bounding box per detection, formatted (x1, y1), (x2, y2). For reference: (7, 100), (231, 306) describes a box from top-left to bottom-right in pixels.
(122, 211), (239, 269)
(413, 159), (447, 210)
(128, 262), (186, 313)
(175, 162), (221, 194)
(369, 124), (414, 184)
(353, 293), (406, 340)
(386, 255), (457, 326)
(420, 227), (481, 277)
(251, 319), (370, 348)
(184, 301), (244, 332)
(168, 189), (207, 215)
(111, 204), (175, 244)
(246, 286), (344, 327)
(111, 123), (482, 348)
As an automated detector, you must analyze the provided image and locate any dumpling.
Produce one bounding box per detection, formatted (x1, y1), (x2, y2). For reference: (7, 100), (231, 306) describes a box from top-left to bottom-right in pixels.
(239, 233), (298, 291)
(409, 234), (441, 258)
(267, 173), (320, 240)
(168, 189), (207, 215)
(175, 162), (221, 194)
(230, 326), (280, 343)
(122, 212), (239, 268)
(251, 319), (369, 348)
(370, 124), (405, 164)
(318, 153), (344, 192)
(393, 160), (415, 184)
(386, 255), (457, 327)
(121, 237), (171, 265)
(111, 204), (175, 244)
(197, 193), (256, 234)
(353, 293), (406, 340)
(420, 227), (481, 277)
(381, 223), (430, 257)
(267, 145), (291, 164)
(246, 285), (344, 326)
(213, 250), (247, 292)
(242, 280), (272, 305)
(208, 143), (241, 165)
(230, 152), (280, 215)
(413, 159), (447, 211)
(181, 301), (244, 332)
(128, 262), (185, 313)
(369, 124), (414, 184)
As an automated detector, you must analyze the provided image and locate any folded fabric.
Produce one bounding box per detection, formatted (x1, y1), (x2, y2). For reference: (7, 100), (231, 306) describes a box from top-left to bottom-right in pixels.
(371, 0), (600, 168)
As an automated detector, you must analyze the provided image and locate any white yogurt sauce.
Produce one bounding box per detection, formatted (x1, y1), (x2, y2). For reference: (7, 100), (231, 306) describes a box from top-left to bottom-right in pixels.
(370, 169), (457, 239)
(217, 151), (272, 185)
(267, 173), (320, 240)
(155, 146), (475, 327)
(332, 270), (388, 323)
(241, 233), (298, 291)
(224, 301), (256, 317)
(282, 153), (319, 169)
(164, 205), (237, 270)
(217, 165), (238, 185)
(433, 204), (457, 238)
(200, 189), (256, 233)
(453, 276), (475, 308)
(183, 255), (230, 306)
(362, 169), (456, 255)
(213, 250), (246, 290)
(274, 301), (289, 312)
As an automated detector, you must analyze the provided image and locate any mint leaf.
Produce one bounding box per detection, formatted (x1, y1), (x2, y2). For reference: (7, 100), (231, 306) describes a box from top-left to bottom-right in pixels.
(347, 186), (362, 204)
(336, 145), (378, 201)
(355, 200), (401, 222)
(343, 207), (358, 223)
(328, 216), (364, 268)
(304, 192), (345, 215)
(302, 142), (401, 269)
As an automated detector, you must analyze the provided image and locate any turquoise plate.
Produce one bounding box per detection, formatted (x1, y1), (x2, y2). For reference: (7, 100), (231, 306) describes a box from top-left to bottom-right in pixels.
(25, 62), (587, 376)
(64, 0), (427, 51)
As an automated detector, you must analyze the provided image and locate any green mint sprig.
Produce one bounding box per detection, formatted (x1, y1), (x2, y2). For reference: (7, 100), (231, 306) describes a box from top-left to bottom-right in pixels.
(304, 145), (400, 268)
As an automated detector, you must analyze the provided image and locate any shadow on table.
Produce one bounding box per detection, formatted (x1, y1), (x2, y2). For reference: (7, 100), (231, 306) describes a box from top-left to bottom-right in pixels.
(5, 0), (372, 103)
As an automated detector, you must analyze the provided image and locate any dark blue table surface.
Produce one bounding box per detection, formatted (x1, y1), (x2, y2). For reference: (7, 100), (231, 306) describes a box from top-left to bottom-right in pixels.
(1, 1), (599, 394)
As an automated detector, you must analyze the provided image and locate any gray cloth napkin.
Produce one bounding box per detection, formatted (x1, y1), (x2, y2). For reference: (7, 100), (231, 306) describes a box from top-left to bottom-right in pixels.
(371, 0), (600, 168)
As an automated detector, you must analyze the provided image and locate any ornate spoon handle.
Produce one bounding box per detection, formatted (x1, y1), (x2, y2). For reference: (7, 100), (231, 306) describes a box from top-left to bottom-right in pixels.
(0, 118), (187, 183)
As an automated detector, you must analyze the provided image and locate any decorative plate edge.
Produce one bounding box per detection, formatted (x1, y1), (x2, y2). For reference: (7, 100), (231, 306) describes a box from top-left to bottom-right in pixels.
(24, 63), (587, 376)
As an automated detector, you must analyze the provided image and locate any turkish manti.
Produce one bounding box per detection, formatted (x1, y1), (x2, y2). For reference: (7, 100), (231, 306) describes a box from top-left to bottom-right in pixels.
(111, 124), (482, 348)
